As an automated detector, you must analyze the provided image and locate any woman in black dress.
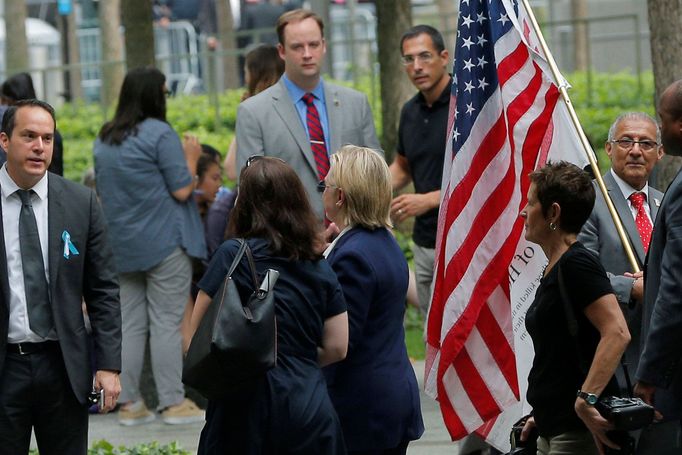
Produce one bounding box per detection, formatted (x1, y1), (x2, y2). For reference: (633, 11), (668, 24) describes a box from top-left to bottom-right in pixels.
(188, 156), (349, 454)
(519, 162), (630, 454)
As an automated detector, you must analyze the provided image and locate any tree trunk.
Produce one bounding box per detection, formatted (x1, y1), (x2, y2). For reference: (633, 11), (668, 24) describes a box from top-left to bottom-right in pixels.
(216, 0), (240, 90)
(436, 0), (457, 55)
(99, 0), (125, 108)
(121, 0), (155, 70)
(647, 0), (682, 190)
(66, 11), (83, 101)
(5, 0), (29, 74)
(571, 0), (588, 72)
(375, 0), (413, 159)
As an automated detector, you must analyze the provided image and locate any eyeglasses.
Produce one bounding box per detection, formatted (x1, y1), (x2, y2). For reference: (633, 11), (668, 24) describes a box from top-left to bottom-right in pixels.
(610, 138), (659, 152)
(316, 180), (338, 193)
(245, 155), (287, 168)
(401, 51), (435, 66)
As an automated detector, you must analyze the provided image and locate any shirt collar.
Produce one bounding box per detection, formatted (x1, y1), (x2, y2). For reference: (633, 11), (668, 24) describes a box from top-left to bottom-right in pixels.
(416, 76), (453, 108)
(610, 168), (649, 201)
(282, 74), (326, 104)
(0, 164), (49, 201)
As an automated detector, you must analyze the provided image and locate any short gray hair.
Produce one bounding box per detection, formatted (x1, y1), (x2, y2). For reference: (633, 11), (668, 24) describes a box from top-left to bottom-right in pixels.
(607, 112), (660, 144)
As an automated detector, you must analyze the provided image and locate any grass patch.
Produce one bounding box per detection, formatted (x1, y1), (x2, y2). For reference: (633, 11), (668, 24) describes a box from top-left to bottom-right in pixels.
(405, 305), (425, 360)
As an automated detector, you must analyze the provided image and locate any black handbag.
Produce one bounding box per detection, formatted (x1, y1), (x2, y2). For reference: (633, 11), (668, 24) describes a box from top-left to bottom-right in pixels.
(557, 263), (654, 432)
(182, 239), (279, 399)
(506, 414), (538, 455)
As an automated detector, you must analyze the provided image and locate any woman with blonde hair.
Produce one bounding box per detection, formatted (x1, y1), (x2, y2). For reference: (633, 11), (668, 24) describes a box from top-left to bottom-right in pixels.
(322, 145), (424, 454)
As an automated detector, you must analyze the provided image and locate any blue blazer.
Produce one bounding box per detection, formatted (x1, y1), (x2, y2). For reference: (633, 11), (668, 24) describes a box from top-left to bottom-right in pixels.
(324, 226), (424, 451)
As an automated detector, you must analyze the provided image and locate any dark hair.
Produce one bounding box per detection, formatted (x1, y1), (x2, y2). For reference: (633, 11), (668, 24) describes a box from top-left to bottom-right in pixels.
(244, 44), (284, 99)
(98, 67), (167, 145)
(197, 152), (220, 182)
(201, 143), (221, 161)
(227, 157), (321, 260)
(276, 9), (324, 45)
(2, 99), (56, 138)
(529, 161), (595, 234)
(400, 24), (446, 54)
(1, 72), (37, 102)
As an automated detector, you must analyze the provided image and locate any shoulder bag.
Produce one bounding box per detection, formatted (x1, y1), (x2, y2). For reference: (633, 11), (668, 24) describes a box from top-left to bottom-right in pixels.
(182, 238), (279, 399)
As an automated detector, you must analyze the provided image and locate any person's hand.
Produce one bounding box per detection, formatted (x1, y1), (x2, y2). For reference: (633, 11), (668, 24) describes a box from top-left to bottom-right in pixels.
(182, 134), (202, 163)
(391, 193), (437, 223)
(94, 370), (121, 413)
(624, 270), (643, 279)
(574, 398), (618, 454)
(317, 222), (340, 254)
(634, 380), (663, 420)
(631, 276), (644, 301)
(520, 415), (536, 442)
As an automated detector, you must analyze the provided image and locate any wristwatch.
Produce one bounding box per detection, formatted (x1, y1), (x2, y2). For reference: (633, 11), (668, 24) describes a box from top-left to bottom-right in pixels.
(576, 390), (599, 405)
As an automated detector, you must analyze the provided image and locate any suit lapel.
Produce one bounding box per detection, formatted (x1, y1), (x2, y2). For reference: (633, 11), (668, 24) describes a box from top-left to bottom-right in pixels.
(604, 172), (645, 265)
(323, 83), (342, 155)
(0, 187), (9, 318)
(271, 79), (317, 174)
(47, 175), (64, 299)
(648, 186), (661, 222)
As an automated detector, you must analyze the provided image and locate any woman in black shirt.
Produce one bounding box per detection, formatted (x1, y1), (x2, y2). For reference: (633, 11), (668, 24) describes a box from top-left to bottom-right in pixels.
(519, 162), (630, 454)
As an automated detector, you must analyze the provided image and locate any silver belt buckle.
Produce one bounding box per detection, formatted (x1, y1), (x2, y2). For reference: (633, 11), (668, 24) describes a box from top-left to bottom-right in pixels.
(17, 343), (26, 355)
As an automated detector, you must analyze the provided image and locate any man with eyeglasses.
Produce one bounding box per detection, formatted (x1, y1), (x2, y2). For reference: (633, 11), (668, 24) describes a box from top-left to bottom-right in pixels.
(235, 9), (380, 222)
(390, 25), (451, 322)
(578, 112), (677, 454)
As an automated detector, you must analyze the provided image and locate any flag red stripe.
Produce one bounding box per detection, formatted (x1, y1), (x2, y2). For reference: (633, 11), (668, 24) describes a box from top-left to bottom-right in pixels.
(454, 350), (501, 418)
(476, 303), (518, 390)
(497, 41), (529, 86)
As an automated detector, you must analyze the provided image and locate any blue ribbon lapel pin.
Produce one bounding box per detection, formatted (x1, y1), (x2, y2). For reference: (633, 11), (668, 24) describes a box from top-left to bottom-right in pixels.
(62, 230), (79, 259)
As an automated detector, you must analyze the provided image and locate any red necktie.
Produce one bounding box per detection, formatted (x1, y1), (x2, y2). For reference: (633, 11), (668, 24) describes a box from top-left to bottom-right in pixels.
(629, 192), (653, 253)
(302, 93), (329, 179)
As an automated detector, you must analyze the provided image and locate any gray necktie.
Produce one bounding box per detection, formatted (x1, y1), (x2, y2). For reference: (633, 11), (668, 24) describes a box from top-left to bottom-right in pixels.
(17, 189), (52, 337)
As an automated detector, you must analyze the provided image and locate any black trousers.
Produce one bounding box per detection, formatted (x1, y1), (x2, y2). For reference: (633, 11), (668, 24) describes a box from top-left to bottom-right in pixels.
(348, 440), (410, 455)
(0, 343), (88, 455)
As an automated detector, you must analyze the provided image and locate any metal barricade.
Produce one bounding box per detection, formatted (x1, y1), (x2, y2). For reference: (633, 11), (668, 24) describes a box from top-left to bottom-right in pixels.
(76, 20), (202, 101)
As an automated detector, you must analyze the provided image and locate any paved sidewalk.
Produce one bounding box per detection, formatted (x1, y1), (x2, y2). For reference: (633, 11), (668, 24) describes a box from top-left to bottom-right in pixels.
(45, 361), (460, 454)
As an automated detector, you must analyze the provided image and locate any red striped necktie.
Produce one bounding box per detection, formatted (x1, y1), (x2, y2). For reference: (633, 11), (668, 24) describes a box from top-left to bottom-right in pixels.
(629, 191), (653, 253)
(302, 93), (329, 179)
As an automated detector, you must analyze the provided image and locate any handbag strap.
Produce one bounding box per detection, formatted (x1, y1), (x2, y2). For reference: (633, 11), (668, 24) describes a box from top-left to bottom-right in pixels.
(557, 262), (634, 397)
(226, 238), (260, 291)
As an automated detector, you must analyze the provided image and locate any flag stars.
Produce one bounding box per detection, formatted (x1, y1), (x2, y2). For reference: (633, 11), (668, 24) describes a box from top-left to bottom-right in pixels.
(477, 56), (487, 68)
(498, 13), (510, 26)
(477, 34), (488, 47)
(463, 59), (475, 71)
(461, 15), (474, 28)
(453, 128), (461, 142)
(462, 36), (474, 50)
(466, 103), (476, 115)
(478, 78), (489, 90)
(464, 80), (475, 93)
(476, 12), (487, 25)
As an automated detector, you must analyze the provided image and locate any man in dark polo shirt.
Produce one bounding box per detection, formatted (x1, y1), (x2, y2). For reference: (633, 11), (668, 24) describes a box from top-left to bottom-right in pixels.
(390, 24), (451, 319)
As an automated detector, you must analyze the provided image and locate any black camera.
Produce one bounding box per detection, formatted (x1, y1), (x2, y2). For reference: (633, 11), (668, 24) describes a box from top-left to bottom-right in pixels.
(88, 388), (105, 408)
(596, 396), (654, 431)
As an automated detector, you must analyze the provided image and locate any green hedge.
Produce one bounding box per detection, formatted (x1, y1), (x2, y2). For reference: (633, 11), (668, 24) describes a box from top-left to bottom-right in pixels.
(30, 440), (189, 455)
(57, 71), (655, 183)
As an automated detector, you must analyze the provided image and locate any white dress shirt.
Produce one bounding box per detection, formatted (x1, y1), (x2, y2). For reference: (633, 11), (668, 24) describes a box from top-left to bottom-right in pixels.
(610, 169), (654, 224)
(0, 165), (51, 343)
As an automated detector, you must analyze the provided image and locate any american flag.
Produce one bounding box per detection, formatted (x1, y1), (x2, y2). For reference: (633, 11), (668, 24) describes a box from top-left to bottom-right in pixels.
(424, 0), (589, 448)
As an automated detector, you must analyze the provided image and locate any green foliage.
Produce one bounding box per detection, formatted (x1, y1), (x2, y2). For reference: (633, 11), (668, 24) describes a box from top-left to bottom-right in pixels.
(29, 440), (190, 455)
(565, 71), (655, 173)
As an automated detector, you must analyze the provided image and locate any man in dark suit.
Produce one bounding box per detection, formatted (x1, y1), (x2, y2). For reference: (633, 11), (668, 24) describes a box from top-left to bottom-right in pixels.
(636, 80), (682, 446)
(0, 100), (121, 454)
(236, 8), (381, 221)
(578, 112), (677, 453)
